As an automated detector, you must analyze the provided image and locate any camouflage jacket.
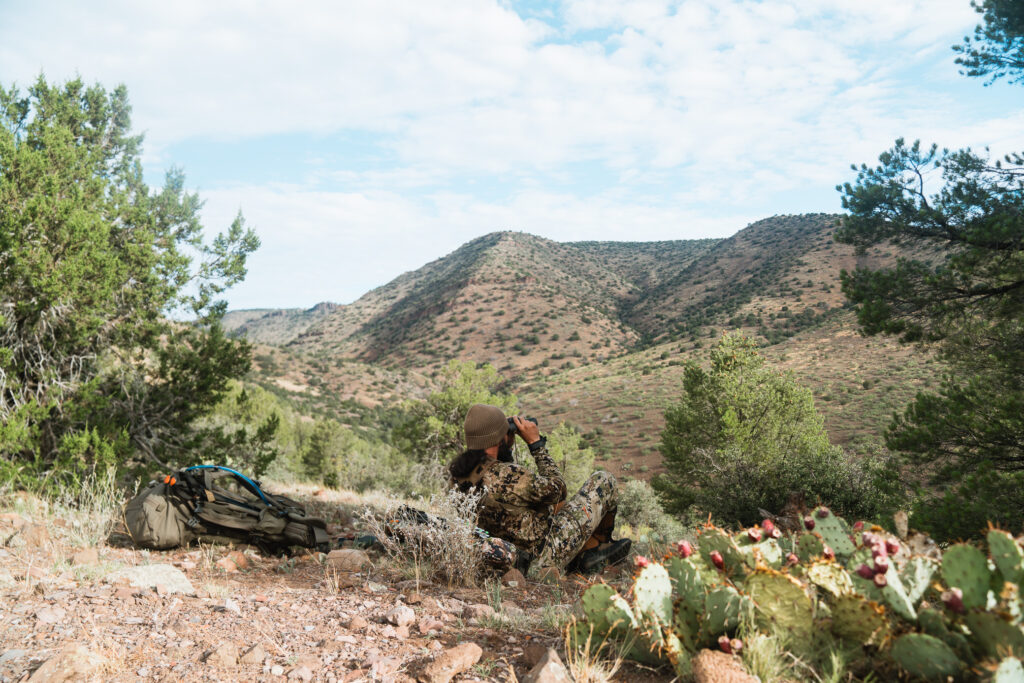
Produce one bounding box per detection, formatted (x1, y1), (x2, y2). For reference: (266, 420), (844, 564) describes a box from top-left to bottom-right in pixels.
(454, 446), (567, 554)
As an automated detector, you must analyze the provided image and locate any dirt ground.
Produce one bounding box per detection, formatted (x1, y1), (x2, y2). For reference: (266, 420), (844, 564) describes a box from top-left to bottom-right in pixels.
(0, 490), (673, 683)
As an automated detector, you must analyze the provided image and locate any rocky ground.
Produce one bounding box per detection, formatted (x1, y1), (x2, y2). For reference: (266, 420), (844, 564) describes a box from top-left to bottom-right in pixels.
(0, 489), (677, 683)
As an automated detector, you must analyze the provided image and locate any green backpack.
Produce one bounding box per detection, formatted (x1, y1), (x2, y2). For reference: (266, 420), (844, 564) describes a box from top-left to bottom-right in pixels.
(125, 465), (329, 554)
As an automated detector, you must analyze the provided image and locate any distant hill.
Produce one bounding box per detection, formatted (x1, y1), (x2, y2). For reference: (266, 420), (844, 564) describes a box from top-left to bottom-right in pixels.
(222, 302), (342, 345)
(230, 213), (929, 475)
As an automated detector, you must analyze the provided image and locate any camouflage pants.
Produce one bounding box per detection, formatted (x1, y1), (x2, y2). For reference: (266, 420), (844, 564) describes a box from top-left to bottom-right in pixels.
(532, 470), (618, 572)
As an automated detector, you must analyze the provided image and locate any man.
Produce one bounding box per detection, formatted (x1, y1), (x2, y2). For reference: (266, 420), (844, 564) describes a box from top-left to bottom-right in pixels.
(448, 403), (630, 576)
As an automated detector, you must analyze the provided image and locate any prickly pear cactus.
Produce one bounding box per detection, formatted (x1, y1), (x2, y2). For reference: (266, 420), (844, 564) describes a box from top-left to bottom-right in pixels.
(665, 556), (705, 610)
(633, 563), (673, 625)
(809, 507), (856, 557)
(795, 532), (825, 562)
(580, 583), (618, 634)
(746, 569), (815, 640)
(738, 538), (783, 568)
(698, 526), (745, 574)
(965, 611), (1024, 659)
(830, 593), (889, 645)
(890, 633), (963, 680)
(701, 584), (746, 638)
(807, 561), (853, 597)
(994, 656), (1024, 683)
(899, 555), (937, 605)
(988, 529), (1024, 586)
(942, 543), (991, 610)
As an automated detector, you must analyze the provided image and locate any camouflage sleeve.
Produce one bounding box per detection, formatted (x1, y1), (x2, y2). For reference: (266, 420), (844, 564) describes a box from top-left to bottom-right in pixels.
(527, 445), (567, 504)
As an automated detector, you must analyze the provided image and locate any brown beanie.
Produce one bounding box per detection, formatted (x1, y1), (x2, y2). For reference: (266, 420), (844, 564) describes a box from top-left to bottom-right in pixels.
(464, 404), (508, 450)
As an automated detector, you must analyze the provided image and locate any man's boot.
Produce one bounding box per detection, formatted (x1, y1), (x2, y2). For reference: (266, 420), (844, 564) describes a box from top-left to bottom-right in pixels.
(570, 510), (631, 574)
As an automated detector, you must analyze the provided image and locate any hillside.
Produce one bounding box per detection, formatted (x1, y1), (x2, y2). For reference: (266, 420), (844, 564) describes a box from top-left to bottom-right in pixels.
(229, 214), (931, 475)
(222, 302), (342, 345)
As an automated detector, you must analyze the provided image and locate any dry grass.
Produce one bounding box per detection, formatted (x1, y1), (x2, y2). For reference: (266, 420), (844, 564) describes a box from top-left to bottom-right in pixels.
(360, 486), (486, 588)
(563, 619), (627, 683)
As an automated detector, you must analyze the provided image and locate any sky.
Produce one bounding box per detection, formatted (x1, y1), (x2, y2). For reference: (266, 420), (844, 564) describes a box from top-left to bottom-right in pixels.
(2, 0), (1021, 310)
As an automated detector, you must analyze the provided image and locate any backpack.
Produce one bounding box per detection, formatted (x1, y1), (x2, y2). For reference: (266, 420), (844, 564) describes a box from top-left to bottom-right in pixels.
(125, 465), (330, 554)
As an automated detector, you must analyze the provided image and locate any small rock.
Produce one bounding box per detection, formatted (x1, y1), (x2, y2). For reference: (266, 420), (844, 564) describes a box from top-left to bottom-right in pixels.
(348, 615), (369, 631)
(204, 643), (238, 668)
(521, 648), (571, 683)
(72, 548), (99, 566)
(239, 644), (266, 665)
(288, 667), (313, 681)
(215, 557), (238, 573)
(418, 642), (482, 683)
(35, 606), (67, 624)
(28, 644), (106, 682)
(386, 605), (416, 627)
(222, 598), (242, 615)
(692, 649), (758, 683)
(395, 625), (410, 639)
(418, 618), (444, 634)
(462, 604), (494, 620)
(536, 567), (560, 583)
(502, 568), (526, 587)
(109, 564), (194, 595)
(364, 654), (401, 678)
(326, 549), (370, 572)
(500, 601), (525, 617)
(271, 664), (285, 676)
(523, 643), (548, 668)
(227, 550), (249, 570)
(406, 592), (422, 604)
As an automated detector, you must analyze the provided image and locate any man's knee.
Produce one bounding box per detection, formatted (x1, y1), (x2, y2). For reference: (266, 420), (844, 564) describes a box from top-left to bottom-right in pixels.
(584, 469), (617, 506)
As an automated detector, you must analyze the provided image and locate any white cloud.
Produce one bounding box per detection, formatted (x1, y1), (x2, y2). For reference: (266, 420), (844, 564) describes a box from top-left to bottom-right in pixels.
(2, 0), (1017, 309)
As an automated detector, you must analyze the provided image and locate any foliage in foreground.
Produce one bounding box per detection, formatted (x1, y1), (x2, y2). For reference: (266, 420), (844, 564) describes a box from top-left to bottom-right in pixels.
(0, 77), (262, 486)
(654, 334), (903, 526)
(575, 506), (1024, 681)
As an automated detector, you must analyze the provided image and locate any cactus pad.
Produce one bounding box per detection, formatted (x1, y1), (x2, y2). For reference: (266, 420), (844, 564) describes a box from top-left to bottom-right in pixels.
(830, 593), (889, 645)
(811, 507), (856, 558)
(796, 532), (825, 562)
(890, 633), (963, 680)
(807, 561), (854, 597)
(942, 543), (991, 610)
(738, 538), (784, 568)
(899, 556), (937, 606)
(994, 657), (1024, 683)
(699, 526), (745, 574)
(581, 583), (618, 633)
(989, 530), (1024, 586)
(666, 556), (705, 610)
(606, 593), (638, 634)
(965, 611), (1024, 658)
(747, 569), (814, 640)
(702, 585), (746, 637)
(633, 563), (673, 625)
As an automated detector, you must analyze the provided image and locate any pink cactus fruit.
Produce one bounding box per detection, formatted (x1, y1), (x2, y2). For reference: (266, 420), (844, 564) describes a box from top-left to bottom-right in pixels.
(822, 545), (835, 560)
(803, 516), (816, 531)
(885, 539), (900, 555)
(748, 528), (762, 543)
(710, 550), (725, 570)
(634, 555), (650, 569)
(862, 531), (876, 546)
(786, 553), (799, 566)
(816, 507), (830, 519)
(769, 527), (782, 540)
(718, 635), (732, 654)
(873, 572), (888, 588)
(729, 638), (743, 654)
(762, 519), (776, 534)
(856, 564), (875, 580)
(942, 588), (965, 614)
(852, 520), (865, 532)
(874, 556), (889, 574)
(677, 540), (694, 558)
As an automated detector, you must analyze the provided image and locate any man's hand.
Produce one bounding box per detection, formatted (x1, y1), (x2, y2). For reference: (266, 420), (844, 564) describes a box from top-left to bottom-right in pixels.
(512, 415), (541, 446)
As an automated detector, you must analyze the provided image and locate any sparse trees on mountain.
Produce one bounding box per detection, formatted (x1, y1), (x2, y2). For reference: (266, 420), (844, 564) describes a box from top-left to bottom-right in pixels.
(836, 5), (1024, 539)
(653, 334), (901, 526)
(0, 77), (263, 485)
